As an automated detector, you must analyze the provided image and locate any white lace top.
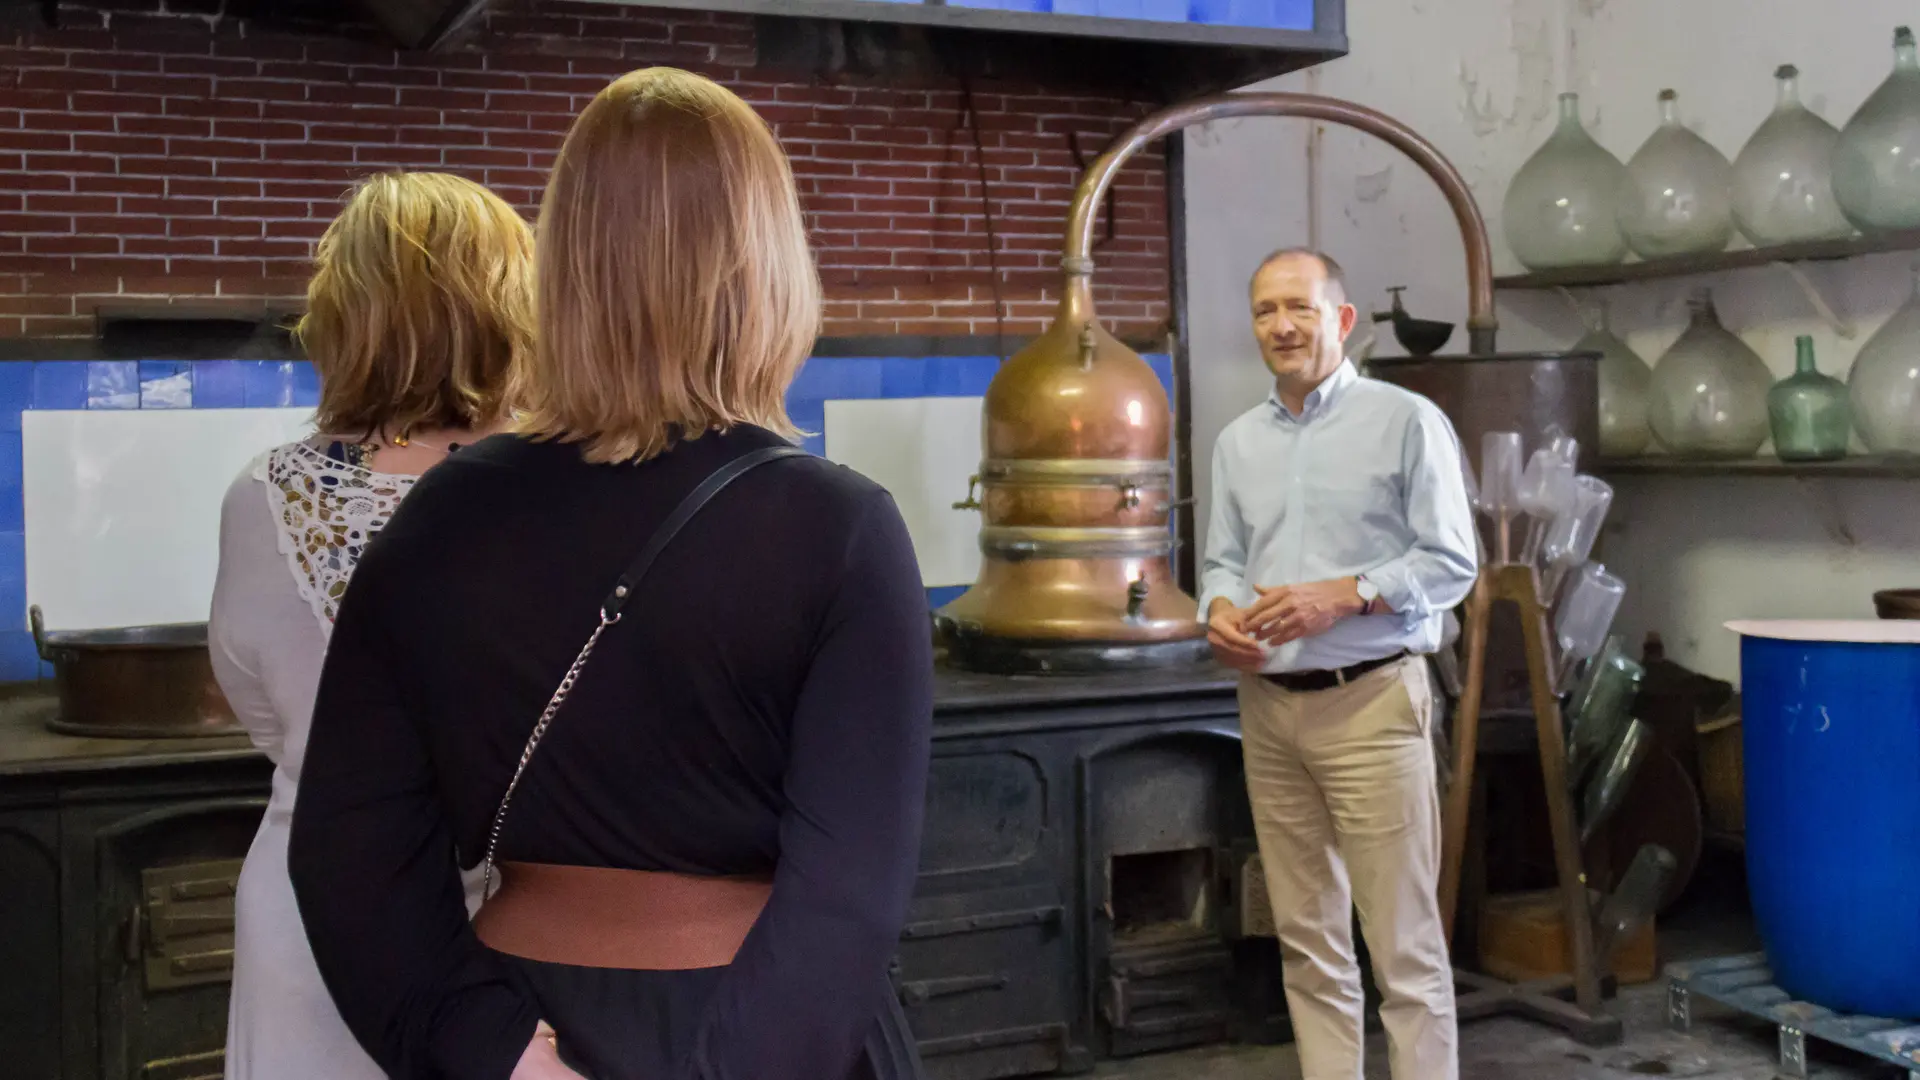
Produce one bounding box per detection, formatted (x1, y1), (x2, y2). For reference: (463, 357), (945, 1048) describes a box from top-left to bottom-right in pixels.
(254, 439), (418, 635)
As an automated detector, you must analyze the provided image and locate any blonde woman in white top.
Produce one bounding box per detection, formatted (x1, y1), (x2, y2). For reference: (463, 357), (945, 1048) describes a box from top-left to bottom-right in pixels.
(209, 172), (535, 1080)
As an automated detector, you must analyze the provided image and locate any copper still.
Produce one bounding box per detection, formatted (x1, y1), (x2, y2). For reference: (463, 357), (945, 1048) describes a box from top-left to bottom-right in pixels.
(935, 93), (1500, 676)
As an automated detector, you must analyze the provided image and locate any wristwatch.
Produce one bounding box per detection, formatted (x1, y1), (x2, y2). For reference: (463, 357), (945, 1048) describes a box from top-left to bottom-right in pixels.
(1355, 575), (1381, 615)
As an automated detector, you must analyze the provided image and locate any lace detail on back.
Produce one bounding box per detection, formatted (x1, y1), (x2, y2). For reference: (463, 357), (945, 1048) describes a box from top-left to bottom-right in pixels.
(256, 441), (418, 635)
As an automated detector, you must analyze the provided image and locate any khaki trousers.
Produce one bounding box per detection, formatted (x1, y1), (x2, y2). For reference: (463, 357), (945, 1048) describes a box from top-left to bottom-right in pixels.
(1238, 659), (1457, 1080)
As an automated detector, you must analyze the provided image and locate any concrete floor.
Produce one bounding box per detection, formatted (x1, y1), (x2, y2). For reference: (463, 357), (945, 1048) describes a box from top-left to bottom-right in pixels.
(1098, 855), (1904, 1080)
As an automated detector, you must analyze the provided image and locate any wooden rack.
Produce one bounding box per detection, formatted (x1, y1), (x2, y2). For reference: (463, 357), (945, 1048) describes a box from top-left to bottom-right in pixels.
(1439, 562), (1624, 1045)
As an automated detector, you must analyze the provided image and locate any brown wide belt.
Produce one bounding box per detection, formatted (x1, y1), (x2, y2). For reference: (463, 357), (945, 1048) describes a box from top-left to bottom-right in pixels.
(1261, 651), (1408, 693)
(472, 862), (772, 970)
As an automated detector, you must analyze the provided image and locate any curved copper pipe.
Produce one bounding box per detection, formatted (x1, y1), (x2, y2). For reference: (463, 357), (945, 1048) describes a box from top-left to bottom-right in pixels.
(1062, 93), (1498, 353)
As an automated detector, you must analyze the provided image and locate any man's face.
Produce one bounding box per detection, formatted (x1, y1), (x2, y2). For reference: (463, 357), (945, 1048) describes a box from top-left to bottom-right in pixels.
(1249, 255), (1357, 386)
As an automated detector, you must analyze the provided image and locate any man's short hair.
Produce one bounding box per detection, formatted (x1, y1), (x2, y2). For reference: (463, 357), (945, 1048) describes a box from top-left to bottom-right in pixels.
(1250, 247), (1348, 302)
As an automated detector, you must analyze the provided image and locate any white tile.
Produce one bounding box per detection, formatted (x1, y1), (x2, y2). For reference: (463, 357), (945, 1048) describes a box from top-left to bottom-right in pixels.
(23, 408), (314, 631)
(824, 397), (983, 588)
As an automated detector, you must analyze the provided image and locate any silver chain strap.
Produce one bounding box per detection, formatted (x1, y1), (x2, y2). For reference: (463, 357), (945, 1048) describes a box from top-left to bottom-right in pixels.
(479, 602), (624, 900)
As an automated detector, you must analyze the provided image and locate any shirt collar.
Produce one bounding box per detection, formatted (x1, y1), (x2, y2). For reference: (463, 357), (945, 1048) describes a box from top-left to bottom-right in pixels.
(1268, 360), (1358, 422)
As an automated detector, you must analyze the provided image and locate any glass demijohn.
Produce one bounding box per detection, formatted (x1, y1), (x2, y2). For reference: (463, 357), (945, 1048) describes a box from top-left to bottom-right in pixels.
(1848, 268), (1920, 454)
(1647, 290), (1773, 458)
(1616, 89), (1735, 258)
(1833, 27), (1920, 234)
(1767, 335), (1851, 462)
(1577, 302), (1654, 458)
(1731, 65), (1852, 245)
(1503, 93), (1630, 271)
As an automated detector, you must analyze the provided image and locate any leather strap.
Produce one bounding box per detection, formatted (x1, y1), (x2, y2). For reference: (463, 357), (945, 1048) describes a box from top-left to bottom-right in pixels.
(601, 444), (811, 620)
(481, 442), (809, 898)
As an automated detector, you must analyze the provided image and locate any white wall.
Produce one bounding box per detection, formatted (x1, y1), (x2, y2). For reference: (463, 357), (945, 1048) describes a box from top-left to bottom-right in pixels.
(1185, 0), (1920, 681)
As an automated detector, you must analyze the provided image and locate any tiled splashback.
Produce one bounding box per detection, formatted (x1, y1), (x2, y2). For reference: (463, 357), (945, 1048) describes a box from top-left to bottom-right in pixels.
(870, 0), (1314, 31)
(0, 353), (1174, 682)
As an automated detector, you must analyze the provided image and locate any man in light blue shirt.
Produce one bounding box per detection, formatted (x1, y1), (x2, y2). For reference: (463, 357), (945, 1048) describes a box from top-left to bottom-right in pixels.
(1200, 249), (1476, 1080)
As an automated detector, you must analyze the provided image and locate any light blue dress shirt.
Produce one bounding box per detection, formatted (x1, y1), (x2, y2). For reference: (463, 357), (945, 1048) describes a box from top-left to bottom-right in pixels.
(1198, 361), (1479, 674)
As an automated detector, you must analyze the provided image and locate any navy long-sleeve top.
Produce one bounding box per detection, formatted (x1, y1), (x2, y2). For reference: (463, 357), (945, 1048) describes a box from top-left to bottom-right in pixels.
(287, 425), (935, 1080)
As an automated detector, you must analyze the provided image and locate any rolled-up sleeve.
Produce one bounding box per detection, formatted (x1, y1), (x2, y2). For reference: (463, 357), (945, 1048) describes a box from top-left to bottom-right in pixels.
(1365, 403), (1479, 624)
(289, 545), (538, 1080)
(682, 489), (934, 1080)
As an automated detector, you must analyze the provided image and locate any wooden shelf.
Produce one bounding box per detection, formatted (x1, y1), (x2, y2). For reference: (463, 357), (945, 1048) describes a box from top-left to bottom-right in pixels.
(1494, 229), (1920, 290)
(1595, 455), (1920, 479)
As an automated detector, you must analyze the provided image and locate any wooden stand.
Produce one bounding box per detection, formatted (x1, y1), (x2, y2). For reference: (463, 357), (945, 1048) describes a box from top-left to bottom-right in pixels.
(1438, 563), (1624, 1046)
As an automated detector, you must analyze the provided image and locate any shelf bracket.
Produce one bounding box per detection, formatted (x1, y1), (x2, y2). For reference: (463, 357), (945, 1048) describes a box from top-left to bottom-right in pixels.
(1553, 286), (1603, 333)
(1773, 261), (1858, 340)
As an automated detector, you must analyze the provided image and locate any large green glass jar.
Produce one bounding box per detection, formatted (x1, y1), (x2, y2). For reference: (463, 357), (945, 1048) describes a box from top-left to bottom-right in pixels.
(1767, 336), (1851, 461)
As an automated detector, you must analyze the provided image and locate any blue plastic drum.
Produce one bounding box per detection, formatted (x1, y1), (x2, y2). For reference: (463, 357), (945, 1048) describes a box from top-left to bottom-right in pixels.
(1728, 620), (1920, 1019)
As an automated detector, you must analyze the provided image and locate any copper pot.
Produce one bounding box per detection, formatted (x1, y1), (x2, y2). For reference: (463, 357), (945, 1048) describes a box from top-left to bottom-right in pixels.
(1874, 589), (1920, 619)
(31, 605), (240, 738)
(935, 91), (1499, 675)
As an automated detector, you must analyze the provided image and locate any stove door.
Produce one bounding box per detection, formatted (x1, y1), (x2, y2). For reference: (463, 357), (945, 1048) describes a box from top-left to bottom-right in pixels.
(88, 796), (265, 1080)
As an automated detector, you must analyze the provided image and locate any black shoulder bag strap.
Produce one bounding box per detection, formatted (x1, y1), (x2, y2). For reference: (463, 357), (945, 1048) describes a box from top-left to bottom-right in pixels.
(480, 444), (809, 896)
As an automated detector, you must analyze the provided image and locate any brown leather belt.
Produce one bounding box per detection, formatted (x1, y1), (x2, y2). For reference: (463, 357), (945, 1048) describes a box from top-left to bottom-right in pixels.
(473, 862), (771, 970)
(1261, 651), (1408, 693)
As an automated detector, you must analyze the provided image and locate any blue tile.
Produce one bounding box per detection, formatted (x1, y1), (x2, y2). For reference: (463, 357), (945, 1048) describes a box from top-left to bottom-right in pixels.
(1188, 0), (1231, 20)
(0, 434), (20, 533)
(1139, 0), (1185, 18)
(139, 359), (193, 409)
(1098, 0), (1142, 15)
(31, 361), (87, 410)
(1052, 0), (1098, 11)
(926, 585), (969, 608)
(290, 361), (320, 407)
(787, 398), (826, 447)
(0, 630), (43, 683)
(86, 361), (139, 409)
(1143, 352), (1175, 398)
(0, 535), (22, 640)
(950, 0), (1050, 9)
(937, 355), (1001, 396)
(1270, 0), (1311, 28)
(243, 361), (297, 408)
(881, 356), (928, 398)
(0, 364), (31, 433)
(789, 356), (884, 402)
(0, 530), (23, 588)
(191, 361), (247, 408)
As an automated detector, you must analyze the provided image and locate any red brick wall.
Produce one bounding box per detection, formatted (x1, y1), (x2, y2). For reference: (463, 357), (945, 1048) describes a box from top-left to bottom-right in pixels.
(0, 1), (1170, 341)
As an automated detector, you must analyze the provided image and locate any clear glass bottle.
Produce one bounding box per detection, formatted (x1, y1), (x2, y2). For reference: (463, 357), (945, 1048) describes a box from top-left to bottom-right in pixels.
(1577, 301), (1654, 458)
(1768, 335), (1851, 461)
(1731, 65), (1853, 246)
(1503, 93), (1630, 270)
(1616, 89), (1735, 258)
(1647, 290), (1773, 458)
(1848, 269), (1920, 455)
(1834, 26), (1920, 234)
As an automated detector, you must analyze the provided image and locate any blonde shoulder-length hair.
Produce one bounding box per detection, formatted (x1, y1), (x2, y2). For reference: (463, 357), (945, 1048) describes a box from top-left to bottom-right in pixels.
(514, 67), (821, 463)
(296, 171), (534, 438)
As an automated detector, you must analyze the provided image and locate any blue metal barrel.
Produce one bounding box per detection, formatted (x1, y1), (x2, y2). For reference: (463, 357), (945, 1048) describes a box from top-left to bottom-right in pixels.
(1730, 620), (1920, 1019)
